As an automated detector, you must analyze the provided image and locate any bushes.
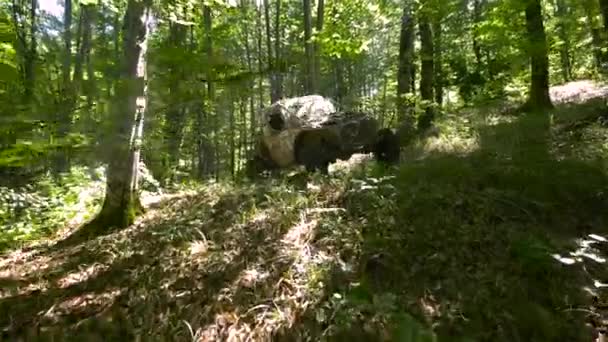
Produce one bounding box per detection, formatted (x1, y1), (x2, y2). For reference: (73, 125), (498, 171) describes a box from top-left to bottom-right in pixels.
(0, 166), (104, 252)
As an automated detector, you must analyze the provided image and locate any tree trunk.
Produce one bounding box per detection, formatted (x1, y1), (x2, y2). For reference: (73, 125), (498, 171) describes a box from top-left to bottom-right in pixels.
(164, 22), (187, 179)
(314, 0), (324, 95)
(303, 0), (314, 93)
(334, 59), (345, 106)
(229, 96), (235, 180)
(554, 0), (572, 83)
(524, 0), (553, 111)
(397, 2), (415, 130)
(256, 4), (264, 109)
(84, 6), (96, 110)
(263, 0), (277, 102)
(55, 0), (73, 173)
(242, 2), (257, 156)
(203, 4), (218, 179)
(418, 11), (435, 131)
(274, 0), (283, 100)
(85, 0), (152, 232)
(583, 0), (605, 72)
(472, 0), (483, 70)
(433, 16), (443, 107)
(74, 5), (94, 93)
(600, 0), (608, 34)
(25, 0), (37, 101)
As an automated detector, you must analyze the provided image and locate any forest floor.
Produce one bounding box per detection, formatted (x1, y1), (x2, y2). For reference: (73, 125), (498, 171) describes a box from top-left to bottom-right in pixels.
(1, 80), (608, 341)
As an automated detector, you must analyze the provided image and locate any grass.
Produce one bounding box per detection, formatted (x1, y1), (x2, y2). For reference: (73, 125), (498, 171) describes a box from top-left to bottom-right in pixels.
(1, 81), (608, 341)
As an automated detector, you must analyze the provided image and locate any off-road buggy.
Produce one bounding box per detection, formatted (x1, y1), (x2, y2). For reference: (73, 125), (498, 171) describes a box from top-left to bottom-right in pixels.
(246, 95), (400, 177)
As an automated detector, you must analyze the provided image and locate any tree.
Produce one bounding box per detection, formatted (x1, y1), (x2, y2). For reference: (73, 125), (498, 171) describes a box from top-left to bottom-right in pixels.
(599, 0), (608, 33)
(274, 0), (283, 100)
(418, 6), (435, 131)
(433, 11), (443, 107)
(523, 0), (553, 111)
(553, 0), (572, 82)
(397, 2), (415, 135)
(303, 0), (314, 93)
(55, 0), (73, 174)
(84, 0), (152, 231)
(314, 0), (324, 95)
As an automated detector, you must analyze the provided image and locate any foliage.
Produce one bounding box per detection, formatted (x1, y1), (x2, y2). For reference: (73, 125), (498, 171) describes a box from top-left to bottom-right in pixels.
(0, 166), (104, 252)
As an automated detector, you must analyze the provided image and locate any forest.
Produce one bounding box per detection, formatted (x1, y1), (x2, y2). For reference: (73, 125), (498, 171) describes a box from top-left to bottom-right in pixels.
(1, 0), (608, 340)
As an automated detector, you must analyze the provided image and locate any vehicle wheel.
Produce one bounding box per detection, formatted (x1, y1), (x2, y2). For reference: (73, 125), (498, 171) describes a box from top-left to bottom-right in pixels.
(373, 128), (400, 163)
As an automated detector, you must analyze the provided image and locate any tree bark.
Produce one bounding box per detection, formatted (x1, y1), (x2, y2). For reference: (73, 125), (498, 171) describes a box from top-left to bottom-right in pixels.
(433, 16), (443, 107)
(164, 22), (187, 178)
(418, 11), (435, 131)
(554, 0), (572, 83)
(85, 0), (152, 232)
(256, 4), (264, 109)
(55, 0), (73, 173)
(303, 0), (314, 93)
(274, 0), (283, 100)
(472, 0), (483, 70)
(397, 2), (415, 130)
(524, 0), (553, 111)
(599, 0), (608, 34)
(314, 0), (324, 94)
(74, 5), (94, 93)
(263, 0), (278, 102)
(583, 0), (605, 72)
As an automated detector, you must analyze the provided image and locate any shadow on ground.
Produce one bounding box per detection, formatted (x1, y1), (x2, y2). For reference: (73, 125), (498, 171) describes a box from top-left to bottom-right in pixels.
(0, 182), (323, 340)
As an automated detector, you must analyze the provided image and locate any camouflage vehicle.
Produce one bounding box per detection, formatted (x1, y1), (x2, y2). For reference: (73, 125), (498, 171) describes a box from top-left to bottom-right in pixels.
(246, 95), (400, 177)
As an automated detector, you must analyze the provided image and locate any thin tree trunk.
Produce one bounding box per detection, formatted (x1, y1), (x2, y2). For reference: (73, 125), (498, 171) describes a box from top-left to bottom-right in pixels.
(165, 22), (187, 178)
(229, 96), (235, 180)
(303, 0), (314, 93)
(74, 5), (94, 93)
(397, 2), (415, 132)
(524, 0), (553, 111)
(85, 6), (96, 109)
(243, 1), (257, 155)
(418, 11), (435, 131)
(274, 0), (283, 99)
(203, 4), (218, 179)
(583, 0), (604, 72)
(85, 0), (152, 231)
(472, 0), (483, 70)
(314, 0), (324, 95)
(263, 0), (277, 102)
(433, 16), (443, 107)
(554, 0), (572, 82)
(25, 0), (37, 102)
(256, 4), (264, 109)
(55, 0), (73, 173)
(600, 0), (608, 33)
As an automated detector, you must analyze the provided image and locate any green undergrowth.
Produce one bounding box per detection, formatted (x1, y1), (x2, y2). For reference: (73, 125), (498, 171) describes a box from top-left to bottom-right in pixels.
(0, 166), (105, 252)
(317, 102), (608, 341)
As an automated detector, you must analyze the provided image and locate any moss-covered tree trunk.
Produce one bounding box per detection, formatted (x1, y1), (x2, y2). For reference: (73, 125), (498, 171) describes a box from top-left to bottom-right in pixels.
(523, 0), (553, 111)
(85, 0), (151, 231)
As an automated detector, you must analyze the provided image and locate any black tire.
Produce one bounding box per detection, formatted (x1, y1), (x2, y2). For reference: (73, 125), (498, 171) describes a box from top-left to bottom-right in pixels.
(295, 129), (341, 173)
(373, 128), (400, 164)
